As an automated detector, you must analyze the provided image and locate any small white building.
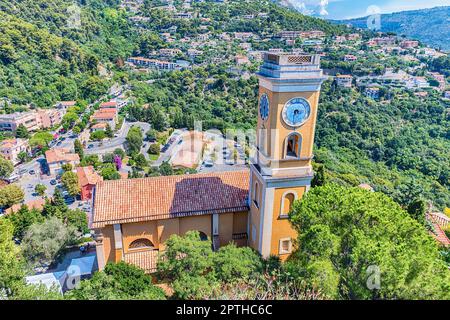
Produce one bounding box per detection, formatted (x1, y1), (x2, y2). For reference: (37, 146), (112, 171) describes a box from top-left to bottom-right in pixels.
(336, 75), (353, 88)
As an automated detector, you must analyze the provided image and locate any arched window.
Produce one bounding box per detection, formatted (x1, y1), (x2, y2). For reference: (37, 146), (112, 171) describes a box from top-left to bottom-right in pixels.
(285, 133), (301, 159)
(280, 191), (297, 218)
(198, 231), (208, 241)
(129, 238), (154, 250)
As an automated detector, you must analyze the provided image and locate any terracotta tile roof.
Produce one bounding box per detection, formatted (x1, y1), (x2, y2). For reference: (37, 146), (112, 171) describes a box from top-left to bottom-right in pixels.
(59, 101), (76, 106)
(426, 213), (450, 247)
(0, 138), (27, 150)
(92, 170), (250, 228)
(124, 250), (159, 274)
(92, 109), (116, 120)
(45, 148), (80, 164)
(91, 123), (108, 129)
(96, 108), (117, 114)
(100, 101), (118, 108)
(5, 199), (46, 215)
(429, 222), (450, 247)
(77, 166), (103, 187)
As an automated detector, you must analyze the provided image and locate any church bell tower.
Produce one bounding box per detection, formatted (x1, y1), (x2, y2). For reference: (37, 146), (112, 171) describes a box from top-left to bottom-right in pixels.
(248, 52), (326, 260)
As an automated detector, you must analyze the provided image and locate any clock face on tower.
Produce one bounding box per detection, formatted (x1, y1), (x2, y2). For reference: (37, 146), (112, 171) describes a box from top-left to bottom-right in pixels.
(282, 97), (311, 127)
(259, 94), (270, 121)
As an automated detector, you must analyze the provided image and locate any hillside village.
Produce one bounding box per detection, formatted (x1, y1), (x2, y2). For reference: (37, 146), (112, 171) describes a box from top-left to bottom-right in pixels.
(0, 0), (449, 301)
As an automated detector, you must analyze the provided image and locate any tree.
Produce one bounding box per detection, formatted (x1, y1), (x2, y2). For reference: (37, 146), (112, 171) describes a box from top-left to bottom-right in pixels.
(113, 148), (126, 159)
(66, 262), (166, 300)
(0, 156), (14, 179)
(148, 143), (160, 156)
(42, 189), (68, 219)
(61, 171), (80, 197)
(90, 130), (107, 141)
(80, 155), (101, 169)
(0, 218), (61, 300)
(34, 184), (47, 197)
(65, 209), (88, 234)
(17, 151), (28, 164)
(101, 163), (121, 180)
(159, 161), (173, 176)
(74, 139), (84, 158)
(29, 132), (53, 148)
(146, 129), (157, 142)
(0, 219), (25, 296)
(157, 231), (217, 299)
(62, 112), (78, 129)
(8, 206), (44, 240)
(72, 126), (81, 135)
(61, 163), (73, 172)
(288, 184), (450, 300)
(126, 126), (143, 155)
(15, 124), (29, 139)
(213, 244), (263, 283)
(407, 198), (427, 225)
(105, 124), (113, 138)
(114, 155), (122, 170)
(134, 153), (148, 169)
(0, 184), (25, 208)
(22, 217), (76, 267)
(311, 163), (326, 187)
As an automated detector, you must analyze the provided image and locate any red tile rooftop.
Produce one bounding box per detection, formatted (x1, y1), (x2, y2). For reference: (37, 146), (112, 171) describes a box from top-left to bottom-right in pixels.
(92, 170), (250, 228)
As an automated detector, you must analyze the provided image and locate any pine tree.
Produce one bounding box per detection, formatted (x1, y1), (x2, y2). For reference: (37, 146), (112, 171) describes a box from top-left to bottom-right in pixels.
(74, 139), (84, 159)
(15, 124), (29, 139)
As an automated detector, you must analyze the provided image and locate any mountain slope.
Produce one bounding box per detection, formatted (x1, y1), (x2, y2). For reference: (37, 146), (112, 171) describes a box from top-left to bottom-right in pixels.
(335, 6), (450, 50)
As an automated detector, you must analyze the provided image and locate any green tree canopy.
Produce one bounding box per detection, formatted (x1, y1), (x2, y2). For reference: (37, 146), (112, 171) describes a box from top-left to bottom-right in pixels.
(61, 171), (80, 197)
(22, 217), (77, 267)
(0, 184), (25, 208)
(66, 262), (166, 300)
(0, 156), (14, 179)
(288, 184), (450, 300)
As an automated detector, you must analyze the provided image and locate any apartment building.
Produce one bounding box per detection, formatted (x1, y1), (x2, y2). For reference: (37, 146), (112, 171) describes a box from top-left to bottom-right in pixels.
(37, 109), (63, 129)
(0, 138), (30, 165)
(0, 112), (40, 132)
(45, 148), (80, 176)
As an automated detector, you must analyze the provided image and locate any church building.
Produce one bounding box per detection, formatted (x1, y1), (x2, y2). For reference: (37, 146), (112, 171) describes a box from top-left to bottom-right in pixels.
(91, 52), (326, 273)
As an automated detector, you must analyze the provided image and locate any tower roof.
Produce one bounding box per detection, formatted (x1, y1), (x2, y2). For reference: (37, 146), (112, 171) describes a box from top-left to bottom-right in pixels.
(257, 52), (327, 92)
(258, 52), (325, 80)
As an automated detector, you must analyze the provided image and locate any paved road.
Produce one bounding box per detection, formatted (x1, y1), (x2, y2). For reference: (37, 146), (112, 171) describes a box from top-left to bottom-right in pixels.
(152, 129), (187, 167)
(198, 134), (248, 173)
(84, 121), (151, 156)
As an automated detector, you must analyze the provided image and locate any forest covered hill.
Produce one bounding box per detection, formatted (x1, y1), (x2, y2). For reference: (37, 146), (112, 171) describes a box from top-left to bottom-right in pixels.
(335, 6), (450, 50)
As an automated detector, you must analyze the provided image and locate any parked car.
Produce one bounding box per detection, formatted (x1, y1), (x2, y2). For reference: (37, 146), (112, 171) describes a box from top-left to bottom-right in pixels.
(88, 144), (94, 149)
(6, 175), (20, 183)
(203, 159), (214, 167)
(29, 170), (35, 175)
(50, 179), (57, 186)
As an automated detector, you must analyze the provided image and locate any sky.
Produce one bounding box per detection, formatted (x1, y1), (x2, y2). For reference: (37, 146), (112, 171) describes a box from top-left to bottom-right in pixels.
(284, 0), (450, 19)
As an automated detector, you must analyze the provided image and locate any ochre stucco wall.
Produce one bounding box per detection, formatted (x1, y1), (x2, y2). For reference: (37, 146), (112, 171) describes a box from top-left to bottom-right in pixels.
(122, 221), (158, 253)
(257, 88), (320, 169)
(270, 186), (305, 259)
(179, 215), (212, 238)
(219, 212), (234, 246)
(102, 225), (115, 263)
(249, 171), (262, 251)
(157, 218), (180, 251)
